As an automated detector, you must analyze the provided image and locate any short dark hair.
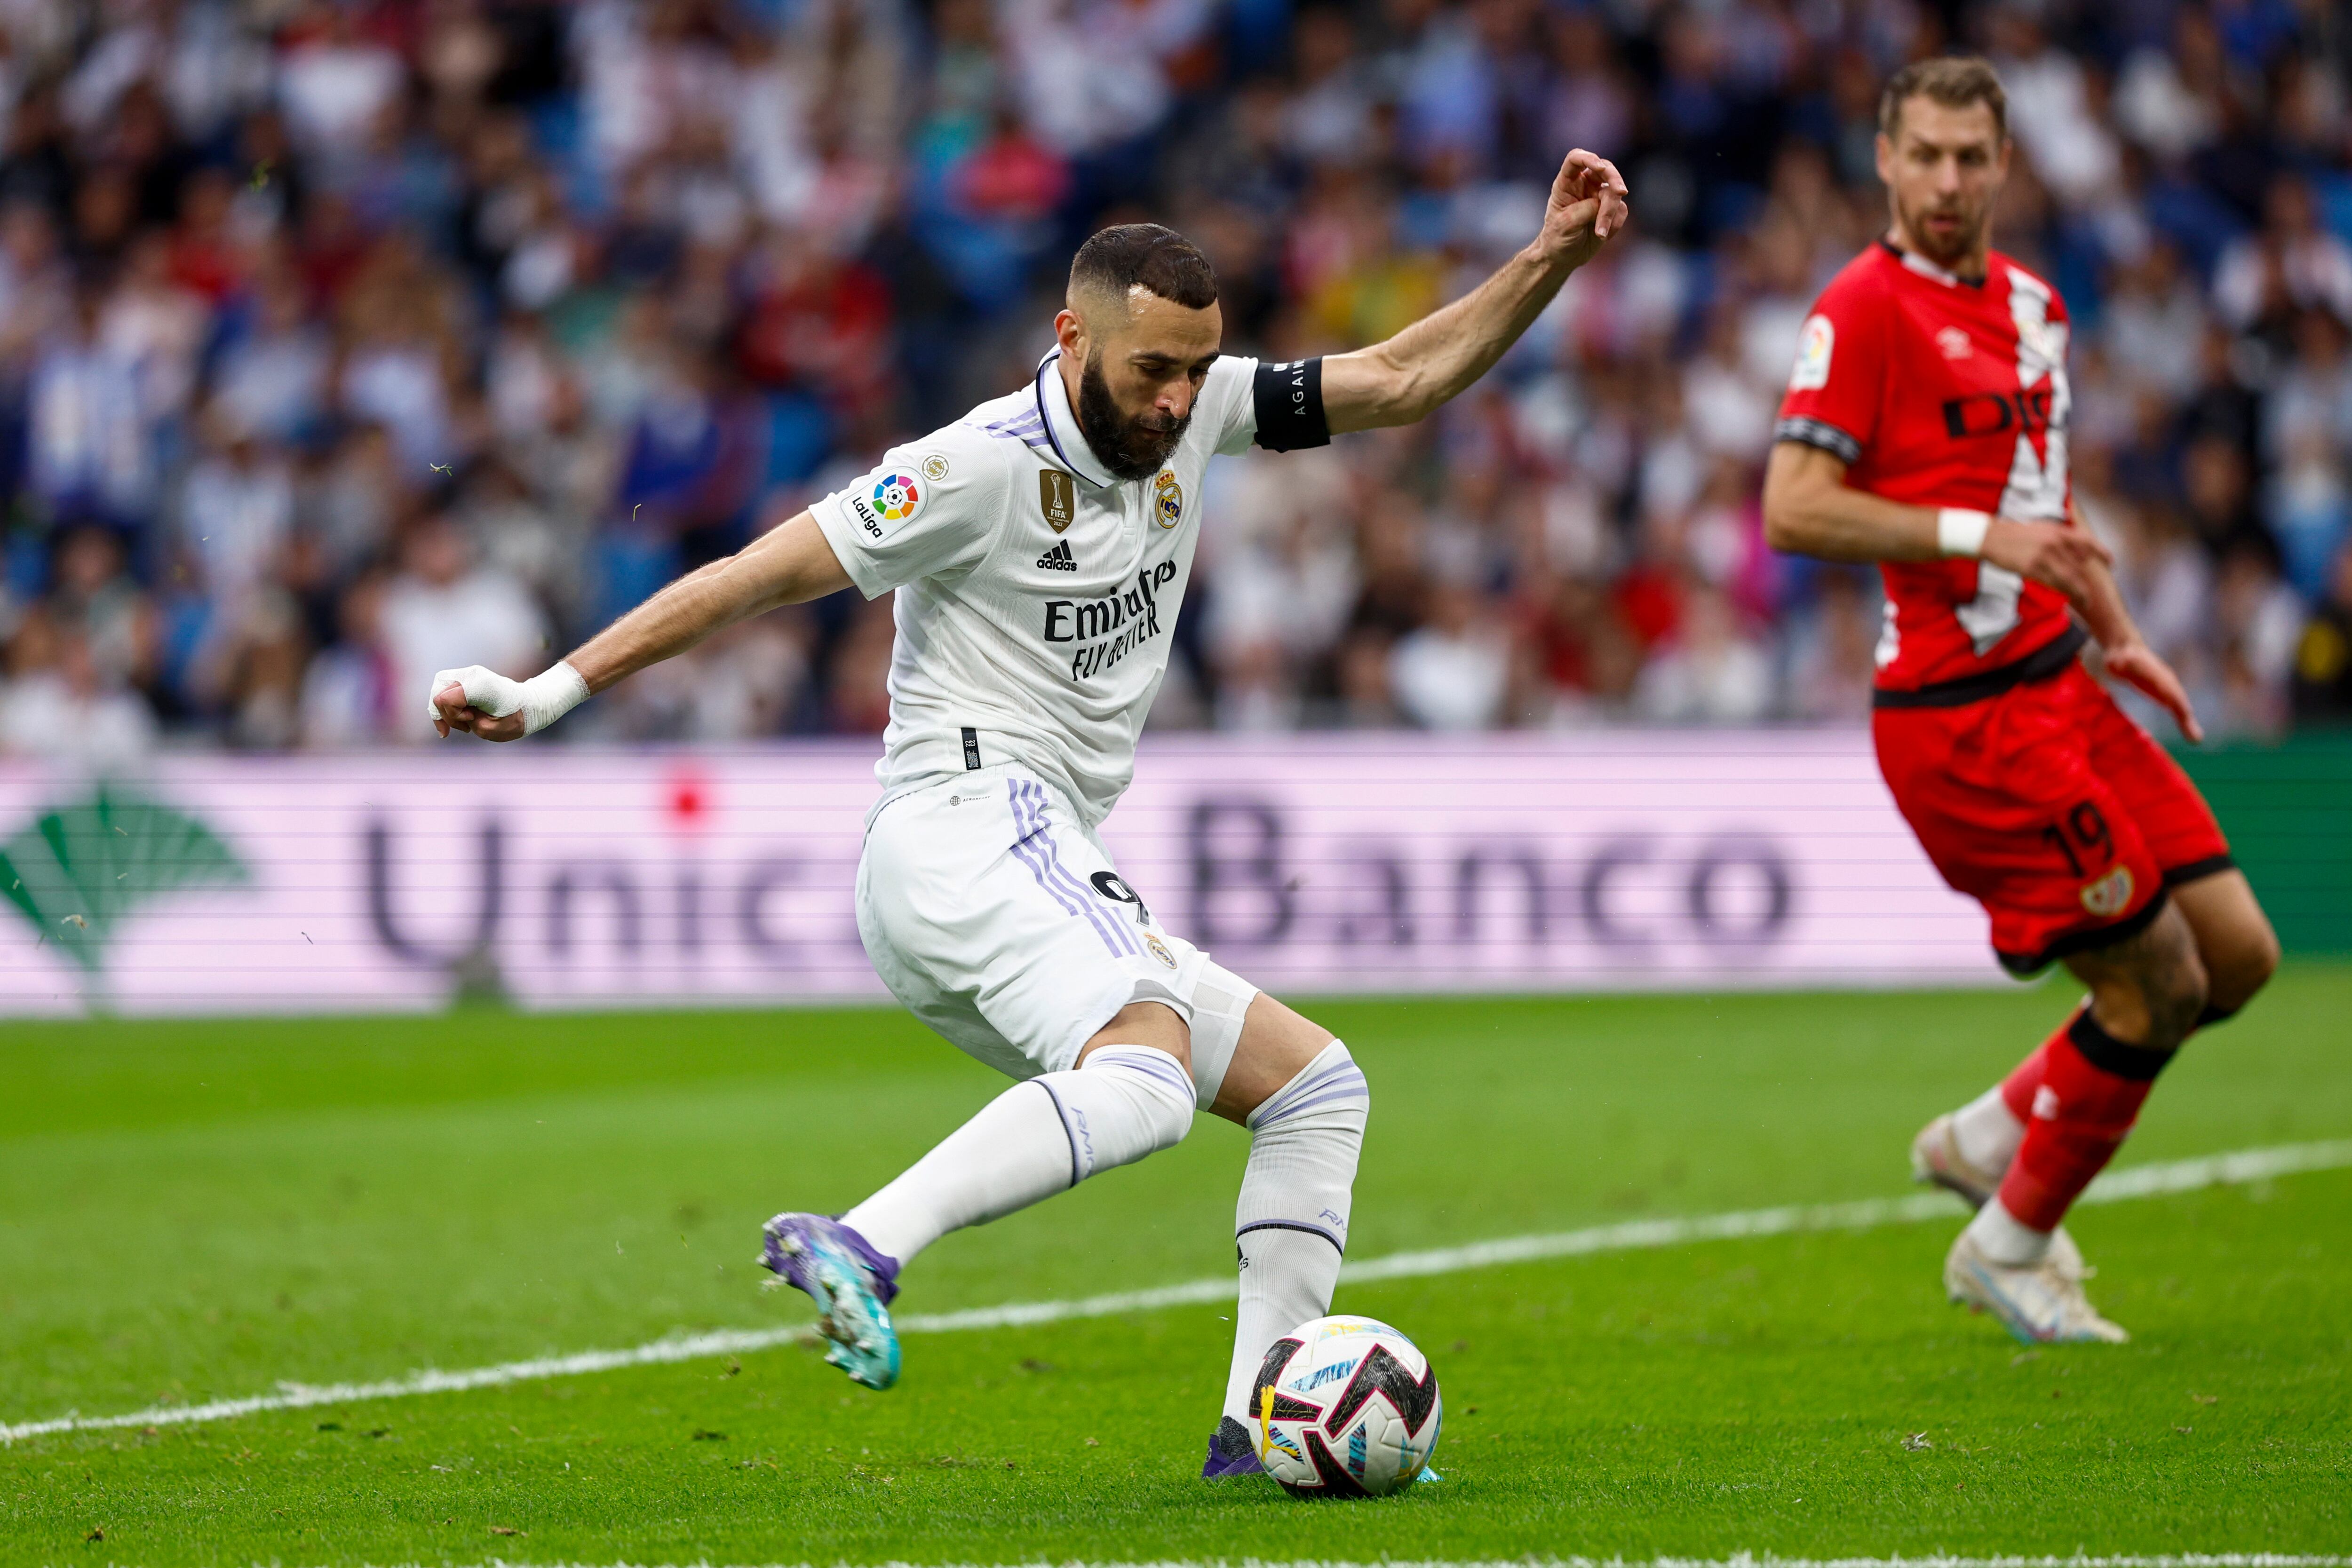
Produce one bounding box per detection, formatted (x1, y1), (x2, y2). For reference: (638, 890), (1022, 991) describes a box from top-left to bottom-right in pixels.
(1068, 222), (1219, 311)
(1879, 55), (2009, 142)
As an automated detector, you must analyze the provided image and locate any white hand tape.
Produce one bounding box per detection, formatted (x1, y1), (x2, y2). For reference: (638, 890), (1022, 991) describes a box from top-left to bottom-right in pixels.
(426, 662), (588, 736)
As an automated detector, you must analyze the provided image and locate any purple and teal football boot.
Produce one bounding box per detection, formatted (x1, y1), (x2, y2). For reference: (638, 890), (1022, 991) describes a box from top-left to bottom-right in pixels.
(1202, 1416), (1266, 1479)
(759, 1213), (901, 1389)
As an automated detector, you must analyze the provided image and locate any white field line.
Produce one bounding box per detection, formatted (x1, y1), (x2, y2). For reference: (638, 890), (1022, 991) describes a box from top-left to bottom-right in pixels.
(217, 1557), (2352, 1568)
(5, 1138), (2347, 1446)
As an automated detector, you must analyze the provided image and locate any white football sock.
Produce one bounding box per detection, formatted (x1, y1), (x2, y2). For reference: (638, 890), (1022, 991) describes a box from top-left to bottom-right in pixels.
(1963, 1195), (2052, 1266)
(842, 1044), (1195, 1267)
(1220, 1041), (1368, 1427)
(1951, 1085), (2026, 1176)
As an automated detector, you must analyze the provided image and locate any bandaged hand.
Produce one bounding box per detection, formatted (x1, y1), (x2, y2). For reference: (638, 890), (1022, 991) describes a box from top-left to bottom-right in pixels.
(427, 662), (589, 740)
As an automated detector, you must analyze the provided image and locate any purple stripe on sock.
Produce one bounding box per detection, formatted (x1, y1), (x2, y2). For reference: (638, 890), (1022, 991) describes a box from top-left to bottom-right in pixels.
(1088, 1046), (1193, 1102)
(1237, 1217), (1345, 1255)
(1254, 1080), (1370, 1125)
(1252, 1061), (1362, 1125)
(1031, 1078), (1083, 1188)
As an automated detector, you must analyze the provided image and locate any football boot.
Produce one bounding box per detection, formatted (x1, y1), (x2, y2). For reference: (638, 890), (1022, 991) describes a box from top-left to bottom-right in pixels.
(1944, 1229), (2129, 1345)
(759, 1212), (901, 1389)
(1201, 1416), (1265, 1479)
(1912, 1112), (2089, 1281)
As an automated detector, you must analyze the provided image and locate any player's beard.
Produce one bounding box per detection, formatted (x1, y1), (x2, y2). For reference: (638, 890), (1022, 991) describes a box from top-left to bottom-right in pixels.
(1077, 349), (1191, 483)
(1898, 189), (1989, 271)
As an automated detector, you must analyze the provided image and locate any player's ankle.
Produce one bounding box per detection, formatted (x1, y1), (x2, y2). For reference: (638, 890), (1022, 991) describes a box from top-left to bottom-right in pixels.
(1950, 1085), (2024, 1174)
(1965, 1196), (2052, 1266)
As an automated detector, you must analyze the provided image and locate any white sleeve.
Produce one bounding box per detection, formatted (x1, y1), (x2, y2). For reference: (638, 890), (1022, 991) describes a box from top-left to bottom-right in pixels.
(1207, 356), (1260, 456)
(812, 429), (1007, 599)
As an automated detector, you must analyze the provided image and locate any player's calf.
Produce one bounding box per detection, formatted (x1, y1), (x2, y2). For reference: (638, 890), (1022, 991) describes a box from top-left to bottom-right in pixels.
(1208, 1005), (1368, 1480)
(764, 1019), (1197, 1391)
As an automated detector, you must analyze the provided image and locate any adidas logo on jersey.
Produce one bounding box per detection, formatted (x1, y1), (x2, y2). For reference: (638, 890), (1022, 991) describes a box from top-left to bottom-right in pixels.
(1036, 540), (1077, 572)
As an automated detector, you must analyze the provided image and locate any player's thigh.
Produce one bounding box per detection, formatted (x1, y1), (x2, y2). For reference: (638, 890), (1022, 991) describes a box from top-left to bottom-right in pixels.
(2080, 693), (2277, 1008)
(855, 816), (1033, 1082)
(861, 766), (1224, 1094)
(2083, 684), (2234, 883)
(1873, 674), (2163, 974)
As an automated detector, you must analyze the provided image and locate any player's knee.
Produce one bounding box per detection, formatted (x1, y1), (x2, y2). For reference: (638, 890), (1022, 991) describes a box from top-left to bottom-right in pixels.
(1247, 1041), (1369, 1137)
(2208, 919), (2280, 1014)
(1075, 1043), (1195, 1163)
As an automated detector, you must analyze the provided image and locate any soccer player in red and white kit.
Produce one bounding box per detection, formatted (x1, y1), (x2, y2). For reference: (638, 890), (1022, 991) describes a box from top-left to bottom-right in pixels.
(1763, 57), (2280, 1343)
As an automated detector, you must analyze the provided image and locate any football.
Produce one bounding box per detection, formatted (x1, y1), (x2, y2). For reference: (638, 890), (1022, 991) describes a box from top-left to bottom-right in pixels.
(1248, 1315), (1442, 1497)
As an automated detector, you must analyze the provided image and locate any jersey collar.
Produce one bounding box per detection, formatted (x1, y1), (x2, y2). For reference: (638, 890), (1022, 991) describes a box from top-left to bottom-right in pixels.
(1878, 237), (1986, 289)
(1034, 350), (1120, 490)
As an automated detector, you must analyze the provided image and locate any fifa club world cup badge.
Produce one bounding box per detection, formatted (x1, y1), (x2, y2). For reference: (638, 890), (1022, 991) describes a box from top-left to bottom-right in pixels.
(1153, 469), (1183, 528)
(1039, 469), (1076, 533)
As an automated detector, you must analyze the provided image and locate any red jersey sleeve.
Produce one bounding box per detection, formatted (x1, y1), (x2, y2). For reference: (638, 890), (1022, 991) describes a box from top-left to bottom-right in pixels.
(1774, 265), (1888, 467)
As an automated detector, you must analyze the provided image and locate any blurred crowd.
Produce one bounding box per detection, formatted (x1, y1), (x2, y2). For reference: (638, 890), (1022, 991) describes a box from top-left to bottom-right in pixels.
(3, 0), (2352, 766)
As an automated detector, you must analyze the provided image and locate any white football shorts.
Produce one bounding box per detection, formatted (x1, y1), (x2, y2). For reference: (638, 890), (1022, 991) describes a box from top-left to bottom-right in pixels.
(855, 761), (1254, 1107)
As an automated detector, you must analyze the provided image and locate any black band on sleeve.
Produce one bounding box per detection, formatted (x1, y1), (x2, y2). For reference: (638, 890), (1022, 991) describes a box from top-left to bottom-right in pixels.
(1252, 358), (1330, 452)
(1773, 415), (1863, 465)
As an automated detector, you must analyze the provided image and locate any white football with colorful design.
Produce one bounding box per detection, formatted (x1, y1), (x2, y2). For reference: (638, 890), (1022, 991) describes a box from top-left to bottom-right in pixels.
(1249, 1314), (1441, 1497)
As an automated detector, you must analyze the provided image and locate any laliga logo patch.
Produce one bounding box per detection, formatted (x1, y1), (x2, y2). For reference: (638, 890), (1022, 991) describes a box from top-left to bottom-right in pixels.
(1153, 469), (1183, 528)
(872, 473), (923, 523)
(2079, 865), (2135, 917)
(1788, 313), (1834, 390)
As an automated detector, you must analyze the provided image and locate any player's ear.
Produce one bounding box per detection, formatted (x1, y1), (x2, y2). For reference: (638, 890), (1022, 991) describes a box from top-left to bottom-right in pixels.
(1054, 306), (1087, 360)
(1874, 131), (1894, 187)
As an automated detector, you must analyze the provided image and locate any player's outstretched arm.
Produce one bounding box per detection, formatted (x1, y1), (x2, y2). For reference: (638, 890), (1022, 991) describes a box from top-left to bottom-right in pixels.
(1319, 149), (1629, 434)
(2066, 500), (2203, 742)
(429, 508), (853, 742)
(1761, 442), (2113, 603)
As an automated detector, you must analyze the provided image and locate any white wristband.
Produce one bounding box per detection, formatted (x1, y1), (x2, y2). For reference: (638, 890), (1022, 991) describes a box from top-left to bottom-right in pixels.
(426, 660), (590, 736)
(518, 661), (591, 734)
(1936, 508), (1991, 558)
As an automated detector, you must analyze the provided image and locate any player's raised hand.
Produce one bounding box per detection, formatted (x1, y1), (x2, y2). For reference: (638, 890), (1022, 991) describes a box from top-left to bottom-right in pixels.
(1536, 149), (1629, 271)
(2102, 641), (2205, 744)
(1980, 517), (2113, 607)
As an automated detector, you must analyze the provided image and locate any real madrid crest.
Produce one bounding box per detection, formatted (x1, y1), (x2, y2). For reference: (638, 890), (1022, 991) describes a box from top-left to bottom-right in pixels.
(1152, 469), (1183, 529)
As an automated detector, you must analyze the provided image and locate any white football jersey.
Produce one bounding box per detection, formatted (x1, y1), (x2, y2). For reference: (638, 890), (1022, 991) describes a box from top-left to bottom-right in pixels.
(814, 350), (1265, 826)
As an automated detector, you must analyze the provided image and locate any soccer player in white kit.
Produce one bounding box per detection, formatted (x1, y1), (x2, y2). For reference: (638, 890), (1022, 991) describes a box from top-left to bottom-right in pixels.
(427, 150), (1627, 1479)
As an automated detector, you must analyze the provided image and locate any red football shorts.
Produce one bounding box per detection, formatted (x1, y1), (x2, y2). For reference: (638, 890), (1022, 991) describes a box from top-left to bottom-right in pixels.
(1873, 661), (2233, 974)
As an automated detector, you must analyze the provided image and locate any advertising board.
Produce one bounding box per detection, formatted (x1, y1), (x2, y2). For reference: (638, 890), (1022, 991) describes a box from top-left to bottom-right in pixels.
(0, 733), (2003, 1015)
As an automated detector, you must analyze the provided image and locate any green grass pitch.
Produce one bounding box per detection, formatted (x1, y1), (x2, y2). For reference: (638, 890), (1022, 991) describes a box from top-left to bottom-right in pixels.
(2, 970), (2348, 1563)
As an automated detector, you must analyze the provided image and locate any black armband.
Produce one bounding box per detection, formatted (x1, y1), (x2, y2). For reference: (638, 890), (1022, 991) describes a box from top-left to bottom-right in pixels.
(1252, 357), (1329, 452)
